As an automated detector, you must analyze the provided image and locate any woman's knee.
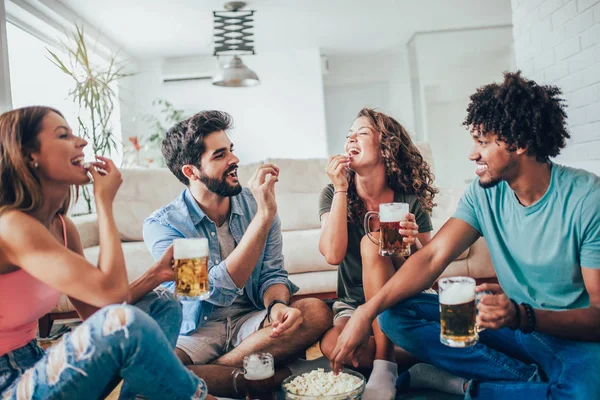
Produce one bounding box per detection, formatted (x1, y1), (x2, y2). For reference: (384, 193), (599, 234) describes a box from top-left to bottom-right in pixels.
(89, 304), (158, 341)
(360, 233), (380, 260)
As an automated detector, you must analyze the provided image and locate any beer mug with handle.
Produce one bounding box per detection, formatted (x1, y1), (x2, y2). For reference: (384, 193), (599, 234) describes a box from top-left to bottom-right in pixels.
(232, 353), (275, 400)
(364, 202), (411, 257)
(173, 238), (210, 300)
(438, 276), (478, 347)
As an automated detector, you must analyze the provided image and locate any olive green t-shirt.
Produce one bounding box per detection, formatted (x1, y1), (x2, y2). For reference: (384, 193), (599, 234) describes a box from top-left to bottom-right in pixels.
(318, 184), (433, 308)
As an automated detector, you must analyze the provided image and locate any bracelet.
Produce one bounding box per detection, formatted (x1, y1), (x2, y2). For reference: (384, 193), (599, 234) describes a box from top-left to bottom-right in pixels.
(520, 302), (536, 334)
(509, 298), (520, 330)
(334, 190), (347, 194)
(266, 299), (287, 323)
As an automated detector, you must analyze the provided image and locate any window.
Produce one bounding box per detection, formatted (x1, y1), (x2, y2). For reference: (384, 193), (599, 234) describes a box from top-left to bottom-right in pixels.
(6, 22), (123, 214)
(6, 22), (122, 165)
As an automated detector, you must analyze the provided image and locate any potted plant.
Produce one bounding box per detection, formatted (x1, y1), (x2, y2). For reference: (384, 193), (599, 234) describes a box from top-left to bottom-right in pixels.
(124, 99), (188, 168)
(47, 25), (132, 215)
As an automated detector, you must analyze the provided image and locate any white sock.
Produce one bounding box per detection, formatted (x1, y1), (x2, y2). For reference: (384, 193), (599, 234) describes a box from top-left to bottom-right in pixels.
(363, 359), (398, 400)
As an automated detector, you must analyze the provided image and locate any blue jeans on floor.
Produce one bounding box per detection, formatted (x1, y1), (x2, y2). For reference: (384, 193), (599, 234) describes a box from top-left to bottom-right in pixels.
(0, 291), (206, 400)
(378, 293), (600, 400)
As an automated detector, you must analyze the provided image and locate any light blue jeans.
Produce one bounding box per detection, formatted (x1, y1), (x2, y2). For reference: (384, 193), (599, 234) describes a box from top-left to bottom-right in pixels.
(379, 293), (600, 400)
(0, 291), (207, 400)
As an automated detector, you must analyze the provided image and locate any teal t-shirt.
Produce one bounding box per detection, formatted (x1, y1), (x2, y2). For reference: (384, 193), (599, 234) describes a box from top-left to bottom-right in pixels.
(453, 163), (600, 310)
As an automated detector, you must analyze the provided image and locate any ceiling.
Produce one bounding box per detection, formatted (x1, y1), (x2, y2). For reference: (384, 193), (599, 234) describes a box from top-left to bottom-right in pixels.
(56, 0), (513, 59)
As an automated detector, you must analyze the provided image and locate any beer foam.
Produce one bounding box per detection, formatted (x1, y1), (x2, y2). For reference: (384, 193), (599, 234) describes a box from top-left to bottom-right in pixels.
(379, 202), (409, 223)
(244, 354), (274, 380)
(173, 238), (209, 259)
(440, 282), (475, 305)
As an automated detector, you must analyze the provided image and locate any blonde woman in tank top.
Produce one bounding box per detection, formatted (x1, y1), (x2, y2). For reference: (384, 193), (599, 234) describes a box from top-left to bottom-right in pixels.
(0, 106), (214, 400)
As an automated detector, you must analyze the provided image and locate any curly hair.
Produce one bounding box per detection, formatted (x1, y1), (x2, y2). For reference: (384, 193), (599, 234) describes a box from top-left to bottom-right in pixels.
(346, 108), (437, 223)
(162, 110), (233, 185)
(463, 71), (569, 162)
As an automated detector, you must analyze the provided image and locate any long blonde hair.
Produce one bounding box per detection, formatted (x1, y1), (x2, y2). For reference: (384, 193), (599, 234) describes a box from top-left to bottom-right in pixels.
(0, 106), (72, 216)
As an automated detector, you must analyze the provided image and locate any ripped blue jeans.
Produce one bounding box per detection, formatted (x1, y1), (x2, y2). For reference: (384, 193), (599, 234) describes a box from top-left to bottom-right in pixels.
(0, 291), (207, 400)
(379, 293), (600, 400)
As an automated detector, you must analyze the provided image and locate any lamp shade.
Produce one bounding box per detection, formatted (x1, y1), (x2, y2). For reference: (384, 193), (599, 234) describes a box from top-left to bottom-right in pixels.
(212, 56), (259, 87)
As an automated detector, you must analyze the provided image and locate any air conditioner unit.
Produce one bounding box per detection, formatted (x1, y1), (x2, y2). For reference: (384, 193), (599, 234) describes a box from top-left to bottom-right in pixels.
(161, 56), (217, 83)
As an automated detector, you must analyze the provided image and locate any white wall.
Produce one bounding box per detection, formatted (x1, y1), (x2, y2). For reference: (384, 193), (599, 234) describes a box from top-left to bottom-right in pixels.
(119, 48), (328, 165)
(409, 26), (516, 188)
(322, 50), (414, 155)
(511, 0), (600, 176)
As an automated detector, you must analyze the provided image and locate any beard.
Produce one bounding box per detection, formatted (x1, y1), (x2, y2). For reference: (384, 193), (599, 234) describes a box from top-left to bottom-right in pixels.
(199, 165), (242, 197)
(478, 177), (501, 189)
(478, 158), (516, 189)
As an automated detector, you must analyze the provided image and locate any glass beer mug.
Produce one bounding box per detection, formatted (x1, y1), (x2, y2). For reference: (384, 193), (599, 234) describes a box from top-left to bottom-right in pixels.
(173, 238), (210, 301)
(364, 202), (411, 257)
(438, 276), (478, 347)
(232, 353), (275, 400)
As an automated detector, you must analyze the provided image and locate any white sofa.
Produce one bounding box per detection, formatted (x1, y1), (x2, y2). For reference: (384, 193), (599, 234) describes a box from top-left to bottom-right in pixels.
(48, 144), (496, 320)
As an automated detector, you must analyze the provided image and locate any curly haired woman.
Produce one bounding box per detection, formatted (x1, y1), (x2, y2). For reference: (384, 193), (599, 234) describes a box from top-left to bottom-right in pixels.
(318, 108), (437, 400)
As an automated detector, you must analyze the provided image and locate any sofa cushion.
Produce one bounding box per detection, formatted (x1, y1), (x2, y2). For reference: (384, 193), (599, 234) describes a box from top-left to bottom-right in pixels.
(51, 242), (157, 314)
(277, 193), (322, 231)
(71, 213), (99, 248)
(83, 242), (156, 282)
(113, 168), (186, 241)
(282, 229), (338, 274)
(289, 270), (338, 296)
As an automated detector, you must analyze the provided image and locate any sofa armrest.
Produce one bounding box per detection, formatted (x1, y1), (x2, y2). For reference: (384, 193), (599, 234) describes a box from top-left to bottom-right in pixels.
(465, 237), (496, 279)
(71, 213), (99, 249)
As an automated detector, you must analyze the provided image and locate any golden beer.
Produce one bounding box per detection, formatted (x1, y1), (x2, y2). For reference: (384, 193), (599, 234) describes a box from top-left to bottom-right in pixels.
(364, 202), (411, 257)
(380, 221), (411, 258)
(439, 277), (478, 347)
(173, 238), (210, 300)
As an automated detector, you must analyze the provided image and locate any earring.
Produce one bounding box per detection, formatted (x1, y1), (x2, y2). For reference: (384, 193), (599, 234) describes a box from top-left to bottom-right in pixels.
(33, 161), (39, 168)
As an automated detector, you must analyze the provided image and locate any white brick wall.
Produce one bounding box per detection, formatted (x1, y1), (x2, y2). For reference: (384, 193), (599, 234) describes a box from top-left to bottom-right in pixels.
(511, 0), (600, 175)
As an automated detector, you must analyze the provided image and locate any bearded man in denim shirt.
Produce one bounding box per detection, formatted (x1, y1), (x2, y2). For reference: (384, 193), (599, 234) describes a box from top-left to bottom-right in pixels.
(143, 110), (332, 397)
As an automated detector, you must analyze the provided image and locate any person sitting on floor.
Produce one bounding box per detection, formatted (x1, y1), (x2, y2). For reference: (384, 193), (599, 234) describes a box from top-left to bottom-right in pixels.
(143, 110), (333, 398)
(318, 107), (437, 400)
(0, 106), (214, 400)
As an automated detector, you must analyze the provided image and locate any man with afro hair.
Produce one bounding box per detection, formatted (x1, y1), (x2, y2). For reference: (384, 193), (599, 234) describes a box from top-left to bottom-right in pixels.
(329, 71), (600, 399)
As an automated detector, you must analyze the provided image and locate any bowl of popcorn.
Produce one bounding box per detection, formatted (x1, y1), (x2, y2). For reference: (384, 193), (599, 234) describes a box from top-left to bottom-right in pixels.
(282, 368), (365, 400)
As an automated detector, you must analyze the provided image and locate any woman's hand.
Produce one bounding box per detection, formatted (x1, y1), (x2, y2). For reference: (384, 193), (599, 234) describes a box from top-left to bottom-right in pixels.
(149, 244), (176, 284)
(400, 213), (419, 246)
(326, 155), (350, 192)
(88, 156), (123, 206)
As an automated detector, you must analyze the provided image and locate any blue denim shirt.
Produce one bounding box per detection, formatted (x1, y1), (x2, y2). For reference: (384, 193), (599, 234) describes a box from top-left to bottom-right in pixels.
(143, 187), (299, 335)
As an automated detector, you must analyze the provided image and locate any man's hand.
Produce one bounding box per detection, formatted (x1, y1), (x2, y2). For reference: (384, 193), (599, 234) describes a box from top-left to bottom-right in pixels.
(248, 164), (280, 220)
(269, 304), (302, 338)
(149, 244), (176, 284)
(330, 305), (373, 373)
(476, 283), (518, 330)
